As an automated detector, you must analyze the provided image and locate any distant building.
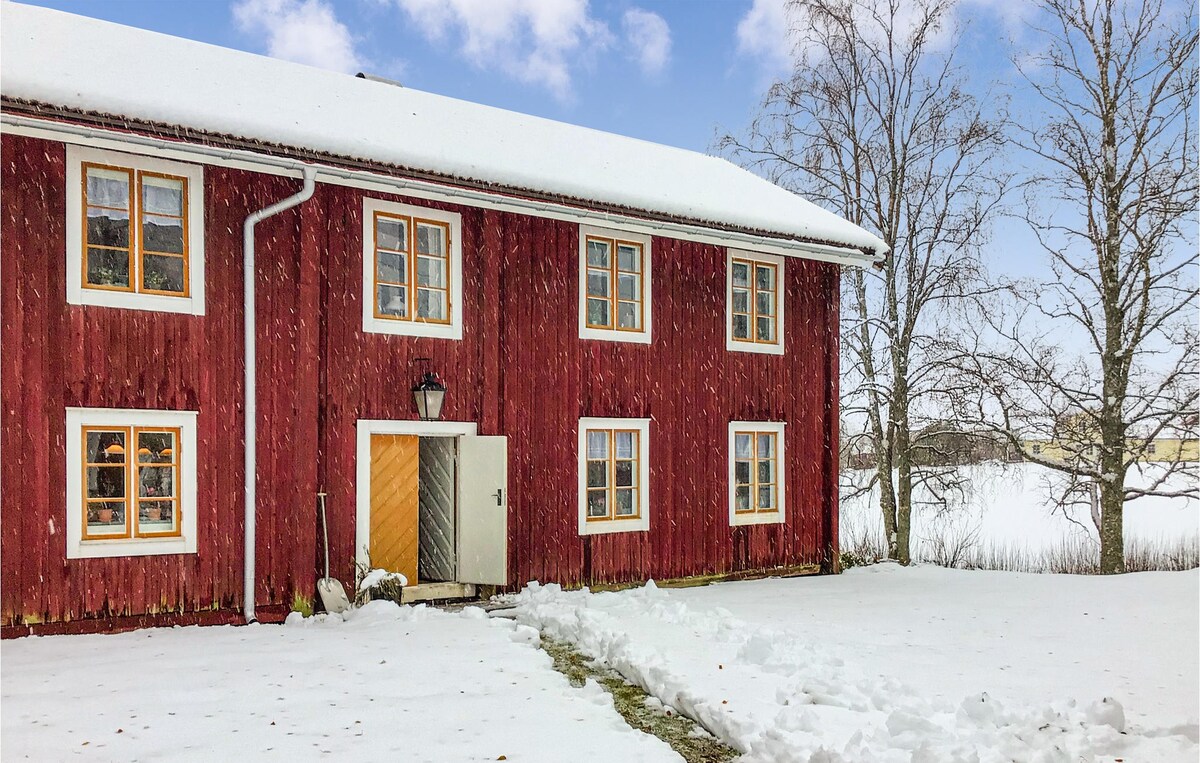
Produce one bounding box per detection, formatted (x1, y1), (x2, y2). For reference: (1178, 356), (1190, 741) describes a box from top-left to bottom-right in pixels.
(1022, 437), (1198, 463)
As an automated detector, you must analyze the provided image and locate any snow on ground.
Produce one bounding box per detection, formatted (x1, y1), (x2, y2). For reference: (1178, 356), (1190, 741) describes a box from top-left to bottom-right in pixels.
(841, 462), (1199, 556)
(512, 567), (1200, 762)
(1, 601), (679, 762)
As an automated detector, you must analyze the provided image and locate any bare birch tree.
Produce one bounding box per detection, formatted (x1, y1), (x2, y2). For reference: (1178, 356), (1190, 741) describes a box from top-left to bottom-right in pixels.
(948, 0), (1198, 573)
(721, 0), (1008, 563)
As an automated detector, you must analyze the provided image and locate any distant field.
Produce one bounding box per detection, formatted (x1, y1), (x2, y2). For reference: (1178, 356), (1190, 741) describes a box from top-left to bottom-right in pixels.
(840, 462), (1199, 570)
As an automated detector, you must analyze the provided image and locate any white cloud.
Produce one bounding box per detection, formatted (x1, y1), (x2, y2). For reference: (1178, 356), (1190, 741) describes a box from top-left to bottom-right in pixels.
(736, 0), (792, 75)
(390, 0), (612, 100)
(736, 0), (1016, 76)
(233, 0), (364, 73)
(962, 0), (1038, 39)
(622, 8), (671, 76)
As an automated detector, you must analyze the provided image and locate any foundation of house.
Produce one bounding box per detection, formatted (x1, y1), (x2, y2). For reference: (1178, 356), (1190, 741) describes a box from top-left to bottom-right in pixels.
(401, 582), (477, 603)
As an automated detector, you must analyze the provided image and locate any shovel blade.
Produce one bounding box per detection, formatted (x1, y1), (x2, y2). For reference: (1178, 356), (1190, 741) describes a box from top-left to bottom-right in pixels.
(317, 577), (351, 614)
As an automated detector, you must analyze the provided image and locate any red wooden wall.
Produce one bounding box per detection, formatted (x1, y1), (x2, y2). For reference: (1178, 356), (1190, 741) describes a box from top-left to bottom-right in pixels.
(1, 132), (841, 631)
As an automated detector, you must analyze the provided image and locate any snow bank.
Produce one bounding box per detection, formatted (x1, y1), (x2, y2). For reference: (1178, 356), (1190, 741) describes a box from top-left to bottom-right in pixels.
(0, 2), (886, 254)
(511, 570), (1199, 762)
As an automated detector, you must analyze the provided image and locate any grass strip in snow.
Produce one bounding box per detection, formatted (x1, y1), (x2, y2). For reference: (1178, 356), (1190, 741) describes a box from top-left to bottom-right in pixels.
(540, 636), (739, 763)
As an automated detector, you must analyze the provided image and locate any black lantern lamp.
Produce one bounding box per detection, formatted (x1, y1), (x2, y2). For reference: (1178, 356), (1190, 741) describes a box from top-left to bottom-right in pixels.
(412, 359), (446, 421)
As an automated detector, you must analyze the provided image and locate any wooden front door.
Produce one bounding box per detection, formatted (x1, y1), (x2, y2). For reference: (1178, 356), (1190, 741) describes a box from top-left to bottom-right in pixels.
(369, 434), (420, 584)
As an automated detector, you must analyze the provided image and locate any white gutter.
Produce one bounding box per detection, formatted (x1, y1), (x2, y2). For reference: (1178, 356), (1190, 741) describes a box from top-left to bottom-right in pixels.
(243, 167), (317, 624)
(0, 114), (885, 267)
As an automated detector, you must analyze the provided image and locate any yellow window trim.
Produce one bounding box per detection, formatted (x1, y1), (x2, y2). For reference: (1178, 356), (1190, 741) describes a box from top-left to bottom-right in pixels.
(81, 425), (183, 542)
(584, 236), (645, 333)
(81, 162), (190, 298)
(372, 210), (453, 326)
(731, 258), (778, 345)
(733, 430), (778, 514)
(584, 428), (642, 522)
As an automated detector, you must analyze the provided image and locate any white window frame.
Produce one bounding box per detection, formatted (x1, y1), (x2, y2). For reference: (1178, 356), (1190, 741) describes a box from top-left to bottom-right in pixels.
(728, 421), (786, 526)
(65, 144), (205, 315)
(362, 197), (463, 340)
(65, 408), (199, 559)
(578, 417), (651, 535)
(726, 249), (784, 355)
(578, 225), (652, 344)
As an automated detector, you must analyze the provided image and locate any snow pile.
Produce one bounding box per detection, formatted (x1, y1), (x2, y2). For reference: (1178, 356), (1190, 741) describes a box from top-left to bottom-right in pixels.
(0, 3), (886, 254)
(2, 602), (677, 761)
(356, 567), (408, 592)
(510, 570), (1199, 762)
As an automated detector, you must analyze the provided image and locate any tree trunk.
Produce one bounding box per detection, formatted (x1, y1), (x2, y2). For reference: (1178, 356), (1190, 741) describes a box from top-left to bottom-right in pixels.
(894, 425), (913, 565)
(891, 342), (913, 565)
(877, 459), (899, 560)
(1098, 482), (1124, 573)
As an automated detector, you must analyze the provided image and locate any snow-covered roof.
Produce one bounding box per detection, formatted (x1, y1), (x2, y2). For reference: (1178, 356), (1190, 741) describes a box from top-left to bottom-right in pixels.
(0, 2), (886, 255)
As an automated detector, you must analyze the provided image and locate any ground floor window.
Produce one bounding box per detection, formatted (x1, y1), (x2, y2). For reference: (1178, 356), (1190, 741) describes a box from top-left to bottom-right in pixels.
(578, 417), (650, 535)
(729, 421), (786, 526)
(66, 408), (198, 558)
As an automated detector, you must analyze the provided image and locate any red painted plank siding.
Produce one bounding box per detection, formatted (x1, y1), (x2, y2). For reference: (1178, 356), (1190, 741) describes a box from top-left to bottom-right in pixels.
(1, 132), (841, 629)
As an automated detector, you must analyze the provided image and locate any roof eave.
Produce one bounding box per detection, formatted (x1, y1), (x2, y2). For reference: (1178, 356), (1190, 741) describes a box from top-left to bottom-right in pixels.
(0, 98), (885, 266)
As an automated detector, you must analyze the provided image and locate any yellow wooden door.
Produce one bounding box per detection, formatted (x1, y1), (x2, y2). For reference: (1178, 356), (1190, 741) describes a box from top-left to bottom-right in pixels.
(369, 434), (420, 585)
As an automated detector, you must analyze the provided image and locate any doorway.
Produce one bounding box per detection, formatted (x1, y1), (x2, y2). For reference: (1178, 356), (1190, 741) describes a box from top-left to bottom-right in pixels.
(365, 433), (457, 585)
(355, 419), (509, 594)
(418, 435), (456, 583)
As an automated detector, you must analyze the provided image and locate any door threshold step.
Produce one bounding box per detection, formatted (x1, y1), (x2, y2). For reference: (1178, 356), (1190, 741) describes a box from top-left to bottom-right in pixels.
(401, 582), (477, 603)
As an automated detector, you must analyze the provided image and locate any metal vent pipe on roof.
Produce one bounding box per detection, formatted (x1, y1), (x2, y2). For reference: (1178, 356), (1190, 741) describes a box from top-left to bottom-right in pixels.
(356, 72), (404, 88)
(243, 166), (317, 624)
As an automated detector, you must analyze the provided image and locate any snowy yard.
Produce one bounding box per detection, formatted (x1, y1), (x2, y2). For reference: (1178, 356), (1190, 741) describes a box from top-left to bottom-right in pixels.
(512, 566), (1199, 761)
(4, 567), (1197, 762)
(0, 602), (676, 762)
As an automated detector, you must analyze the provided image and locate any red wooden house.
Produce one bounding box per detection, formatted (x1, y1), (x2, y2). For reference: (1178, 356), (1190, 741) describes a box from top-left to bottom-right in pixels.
(0, 4), (885, 636)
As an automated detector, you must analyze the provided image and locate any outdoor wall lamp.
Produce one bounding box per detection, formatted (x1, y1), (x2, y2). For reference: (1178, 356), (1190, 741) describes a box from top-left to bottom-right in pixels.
(412, 358), (446, 421)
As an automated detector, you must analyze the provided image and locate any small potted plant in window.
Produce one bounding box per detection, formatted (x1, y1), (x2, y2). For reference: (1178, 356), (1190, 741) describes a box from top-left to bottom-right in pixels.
(142, 486), (163, 522)
(143, 267), (170, 292)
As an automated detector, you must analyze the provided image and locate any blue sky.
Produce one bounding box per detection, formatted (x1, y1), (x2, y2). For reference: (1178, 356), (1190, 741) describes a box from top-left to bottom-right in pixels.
(20, 0), (1028, 156)
(23, 0), (781, 153)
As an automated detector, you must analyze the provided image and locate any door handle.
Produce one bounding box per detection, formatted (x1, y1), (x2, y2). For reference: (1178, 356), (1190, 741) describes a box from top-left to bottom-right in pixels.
(493, 488), (504, 506)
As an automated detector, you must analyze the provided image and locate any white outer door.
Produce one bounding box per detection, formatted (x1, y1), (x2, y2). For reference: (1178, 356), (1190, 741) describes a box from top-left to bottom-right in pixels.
(456, 435), (508, 585)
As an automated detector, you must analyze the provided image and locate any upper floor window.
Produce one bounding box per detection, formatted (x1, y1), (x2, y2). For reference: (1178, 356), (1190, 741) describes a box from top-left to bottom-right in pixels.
(579, 226), (651, 344)
(66, 145), (205, 315)
(729, 421), (786, 526)
(363, 198), (463, 340)
(66, 408), (199, 559)
(578, 417), (651, 535)
(727, 250), (784, 355)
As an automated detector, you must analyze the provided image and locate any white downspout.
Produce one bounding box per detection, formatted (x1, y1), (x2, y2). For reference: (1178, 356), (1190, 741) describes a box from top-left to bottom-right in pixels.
(243, 167), (317, 623)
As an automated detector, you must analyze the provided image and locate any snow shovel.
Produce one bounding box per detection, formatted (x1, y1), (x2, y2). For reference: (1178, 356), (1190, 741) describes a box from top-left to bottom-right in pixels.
(316, 491), (350, 614)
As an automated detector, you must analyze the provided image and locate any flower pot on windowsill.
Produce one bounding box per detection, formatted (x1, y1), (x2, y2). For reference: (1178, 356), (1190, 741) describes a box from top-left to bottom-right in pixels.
(97, 508), (114, 524)
(146, 506), (163, 522)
